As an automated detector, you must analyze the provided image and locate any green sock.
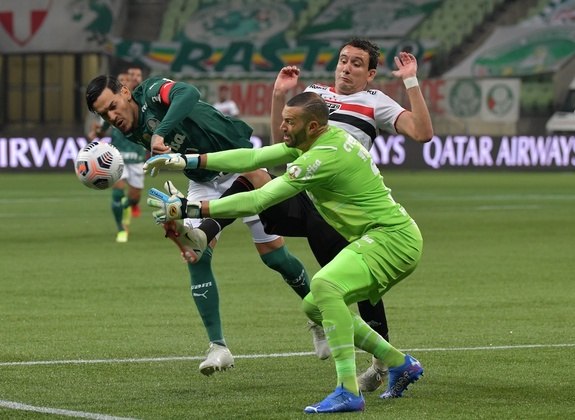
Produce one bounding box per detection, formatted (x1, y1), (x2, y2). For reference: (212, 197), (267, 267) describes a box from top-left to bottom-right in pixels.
(311, 277), (359, 395)
(351, 313), (404, 367)
(111, 188), (124, 231)
(260, 246), (310, 299)
(188, 247), (225, 346)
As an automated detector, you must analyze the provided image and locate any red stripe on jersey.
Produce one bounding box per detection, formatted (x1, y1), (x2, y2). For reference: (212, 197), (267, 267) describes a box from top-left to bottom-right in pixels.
(326, 100), (374, 119)
(159, 81), (175, 105)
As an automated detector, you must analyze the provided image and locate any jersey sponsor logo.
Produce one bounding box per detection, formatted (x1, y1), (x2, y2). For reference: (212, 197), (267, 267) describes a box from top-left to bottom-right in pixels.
(191, 282), (212, 290)
(304, 159), (322, 180)
(287, 164), (302, 180)
(309, 83), (329, 91)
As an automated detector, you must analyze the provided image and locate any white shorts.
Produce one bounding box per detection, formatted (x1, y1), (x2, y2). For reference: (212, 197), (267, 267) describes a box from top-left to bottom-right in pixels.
(185, 172), (280, 244)
(120, 162), (145, 189)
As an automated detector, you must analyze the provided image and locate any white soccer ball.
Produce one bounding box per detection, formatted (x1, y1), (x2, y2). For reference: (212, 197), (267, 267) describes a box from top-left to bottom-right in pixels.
(75, 141), (124, 190)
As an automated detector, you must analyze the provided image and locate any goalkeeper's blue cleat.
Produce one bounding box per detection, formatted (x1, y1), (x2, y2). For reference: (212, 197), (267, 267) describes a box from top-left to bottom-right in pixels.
(304, 385), (365, 414)
(379, 354), (423, 399)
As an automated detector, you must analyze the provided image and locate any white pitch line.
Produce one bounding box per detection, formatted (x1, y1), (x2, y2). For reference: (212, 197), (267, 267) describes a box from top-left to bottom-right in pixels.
(0, 400), (139, 420)
(0, 343), (573, 367)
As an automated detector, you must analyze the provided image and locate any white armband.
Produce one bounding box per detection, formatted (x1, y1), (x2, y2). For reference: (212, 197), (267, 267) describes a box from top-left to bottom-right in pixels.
(403, 77), (419, 90)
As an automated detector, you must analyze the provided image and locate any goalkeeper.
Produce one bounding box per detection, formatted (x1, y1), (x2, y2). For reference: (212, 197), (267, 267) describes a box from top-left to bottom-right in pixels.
(146, 92), (425, 414)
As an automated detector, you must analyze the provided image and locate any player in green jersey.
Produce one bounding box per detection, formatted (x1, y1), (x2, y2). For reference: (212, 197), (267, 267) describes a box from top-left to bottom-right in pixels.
(147, 92), (425, 413)
(88, 72), (148, 242)
(85, 75), (311, 376)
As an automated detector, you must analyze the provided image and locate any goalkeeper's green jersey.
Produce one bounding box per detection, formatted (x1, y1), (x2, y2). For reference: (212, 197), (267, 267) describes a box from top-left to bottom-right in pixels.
(126, 77), (253, 182)
(205, 126), (413, 243)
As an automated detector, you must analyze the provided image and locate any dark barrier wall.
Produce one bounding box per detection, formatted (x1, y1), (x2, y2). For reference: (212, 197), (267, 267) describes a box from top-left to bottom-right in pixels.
(1, 134), (574, 172)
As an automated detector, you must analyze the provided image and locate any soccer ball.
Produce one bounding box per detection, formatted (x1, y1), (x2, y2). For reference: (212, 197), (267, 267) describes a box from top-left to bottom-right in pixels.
(75, 141), (124, 190)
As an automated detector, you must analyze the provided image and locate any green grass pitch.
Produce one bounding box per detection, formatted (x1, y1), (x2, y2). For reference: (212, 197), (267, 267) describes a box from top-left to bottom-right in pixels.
(0, 171), (574, 419)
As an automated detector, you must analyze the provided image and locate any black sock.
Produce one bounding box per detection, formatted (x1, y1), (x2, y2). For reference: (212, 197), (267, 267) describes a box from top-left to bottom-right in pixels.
(198, 176), (255, 242)
(357, 299), (390, 342)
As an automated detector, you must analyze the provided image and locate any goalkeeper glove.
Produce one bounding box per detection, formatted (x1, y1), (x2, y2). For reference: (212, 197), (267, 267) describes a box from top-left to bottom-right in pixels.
(147, 180), (201, 223)
(143, 153), (200, 177)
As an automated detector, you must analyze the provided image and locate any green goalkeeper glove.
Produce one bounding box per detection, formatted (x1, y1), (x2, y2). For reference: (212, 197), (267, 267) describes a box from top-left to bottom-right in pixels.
(143, 153), (200, 177)
(147, 180), (201, 223)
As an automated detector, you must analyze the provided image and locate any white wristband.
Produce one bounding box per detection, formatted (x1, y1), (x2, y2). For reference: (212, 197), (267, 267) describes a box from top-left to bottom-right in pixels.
(403, 77), (419, 89)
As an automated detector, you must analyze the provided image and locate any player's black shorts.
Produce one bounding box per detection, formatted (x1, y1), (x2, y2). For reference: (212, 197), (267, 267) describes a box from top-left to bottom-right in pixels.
(259, 191), (350, 267)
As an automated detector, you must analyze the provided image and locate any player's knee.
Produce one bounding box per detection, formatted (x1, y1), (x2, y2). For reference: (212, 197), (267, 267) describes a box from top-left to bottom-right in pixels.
(240, 169), (271, 189)
(302, 295), (322, 325)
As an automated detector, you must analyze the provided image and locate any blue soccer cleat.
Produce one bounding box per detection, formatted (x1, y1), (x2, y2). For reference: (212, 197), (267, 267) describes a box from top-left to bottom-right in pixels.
(380, 354), (423, 399)
(304, 385), (365, 414)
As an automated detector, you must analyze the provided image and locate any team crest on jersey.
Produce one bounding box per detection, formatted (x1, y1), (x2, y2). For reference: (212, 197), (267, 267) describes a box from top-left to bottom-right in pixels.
(287, 165), (302, 180)
(146, 118), (160, 132)
(325, 101), (341, 114)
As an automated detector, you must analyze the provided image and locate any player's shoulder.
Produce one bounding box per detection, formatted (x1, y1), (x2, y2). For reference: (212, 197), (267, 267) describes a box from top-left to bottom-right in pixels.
(139, 77), (174, 94)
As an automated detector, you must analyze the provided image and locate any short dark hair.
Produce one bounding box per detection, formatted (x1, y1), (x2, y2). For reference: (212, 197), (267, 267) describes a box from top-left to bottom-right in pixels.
(286, 92), (329, 126)
(339, 38), (380, 70)
(86, 75), (123, 113)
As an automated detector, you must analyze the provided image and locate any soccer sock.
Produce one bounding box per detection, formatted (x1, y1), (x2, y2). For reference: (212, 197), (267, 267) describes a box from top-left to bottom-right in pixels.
(187, 247), (225, 346)
(126, 197), (139, 208)
(310, 277), (359, 395)
(357, 299), (390, 342)
(351, 313), (405, 368)
(111, 188), (125, 231)
(260, 246), (310, 299)
(198, 176), (254, 242)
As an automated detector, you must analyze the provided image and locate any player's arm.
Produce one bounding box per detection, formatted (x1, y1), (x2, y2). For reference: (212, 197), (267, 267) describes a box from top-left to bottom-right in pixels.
(205, 175), (300, 218)
(392, 52), (433, 143)
(271, 66), (300, 143)
(147, 174), (301, 223)
(144, 142), (299, 176)
(149, 80), (201, 154)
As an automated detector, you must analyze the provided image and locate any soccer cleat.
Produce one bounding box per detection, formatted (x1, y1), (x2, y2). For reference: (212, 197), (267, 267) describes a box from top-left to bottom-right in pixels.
(358, 360), (389, 392)
(307, 320), (330, 360)
(380, 354), (423, 399)
(304, 385), (365, 414)
(116, 230), (128, 243)
(162, 220), (207, 263)
(198, 343), (234, 376)
(121, 198), (132, 228)
(132, 203), (141, 218)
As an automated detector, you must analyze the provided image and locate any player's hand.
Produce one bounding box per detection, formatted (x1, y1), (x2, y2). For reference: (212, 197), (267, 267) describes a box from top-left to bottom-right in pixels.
(392, 52), (418, 80)
(144, 153), (200, 177)
(150, 134), (171, 155)
(147, 180), (201, 223)
(144, 153), (186, 177)
(274, 66), (300, 93)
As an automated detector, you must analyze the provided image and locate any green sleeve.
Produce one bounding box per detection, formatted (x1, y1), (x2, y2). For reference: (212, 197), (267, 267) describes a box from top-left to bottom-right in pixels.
(209, 175), (302, 218)
(204, 143), (299, 172)
(154, 82), (200, 137)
